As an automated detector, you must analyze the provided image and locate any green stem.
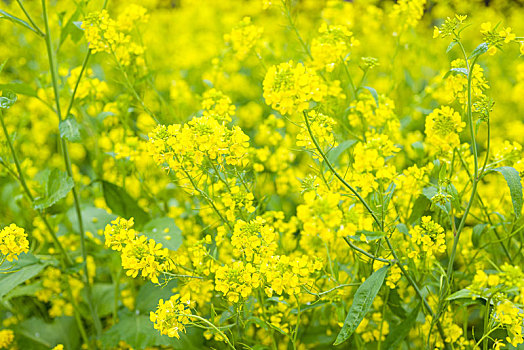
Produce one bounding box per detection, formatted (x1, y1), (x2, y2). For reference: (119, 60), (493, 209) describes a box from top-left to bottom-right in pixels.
(187, 314), (236, 350)
(16, 0), (45, 37)
(445, 54), (480, 289)
(482, 297), (491, 350)
(0, 110), (72, 265)
(303, 111), (381, 227)
(302, 110), (450, 349)
(41, 0), (102, 339)
(343, 237), (395, 263)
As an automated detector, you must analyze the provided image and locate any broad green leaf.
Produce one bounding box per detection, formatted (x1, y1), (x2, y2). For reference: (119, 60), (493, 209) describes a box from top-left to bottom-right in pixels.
(135, 280), (177, 313)
(0, 9), (41, 36)
(326, 140), (357, 164)
(0, 83), (38, 97)
(469, 42), (489, 59)
(408, 196), (430, 224)
(15, 316), (80, 350)
(387, 288), (407, 319)
(383, 303), (421, 350)
(362, 86), (379, 107)
(68, 206), (116, 242)
(447, 288), (480, 301)
(471, 223), (487, 246)
(59, 115), (82, 142)
(33, 169), (74, 210)
(0, 90), (17, 109)
(5, 281), (43, 300)
(143, 217), (183, 251)
(102, 180), (151, 227)
(90, 283), (115, 317)
(491, 167), (523, 218)
(333, 265), (389, 345)
(0, 254), (47, 299)
(101, 310), (204, 349)
(446, 40), (457, 53)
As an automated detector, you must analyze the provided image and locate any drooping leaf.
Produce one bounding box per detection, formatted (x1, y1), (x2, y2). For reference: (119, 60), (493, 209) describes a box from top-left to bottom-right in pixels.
(59, 115), (82, 142)
(471, 223), (488, 246)
(101, 310), (203, 349)
(362, 86), (379, 107)
(0, 9), (41, 36)
(33, 169), (74, 210)
(68, 206), (116, 242)
(0, 90), (17, 109)
(0, 254), (47, 299)
(326, 140), (357, 164)
(333, 265), (389, 345)
(101, 180), (150, 227)
(0, 83), (38, 97)
(446, 40), (457, 53)
(16, 316), (80, 350)
(469, 42), (489, 59)
(143, 217), (183, 251)
(491, 167), (523, 218)
(383, 304), (421, 350)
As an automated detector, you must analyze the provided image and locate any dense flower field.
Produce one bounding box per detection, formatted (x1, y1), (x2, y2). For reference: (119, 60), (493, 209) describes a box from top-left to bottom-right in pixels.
(0, 0), (524, 349)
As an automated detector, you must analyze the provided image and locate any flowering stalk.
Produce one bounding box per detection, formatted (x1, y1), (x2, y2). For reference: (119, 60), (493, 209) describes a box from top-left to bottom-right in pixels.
(41, 0), (102, 339)
(303, 110), (450, 349)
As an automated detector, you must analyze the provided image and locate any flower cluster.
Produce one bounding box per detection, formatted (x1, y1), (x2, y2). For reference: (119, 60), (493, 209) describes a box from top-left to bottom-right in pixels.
(310, 23), (359, 72)
(408, 216), (446, 263)
(263, 61), (327, 116)
(425, 106), (465, 152)
(81, 7), (147, 66)
(150, 294), (192, 339)
(224, 17), (263, 61)
(0, 224), (29, 263)
(104, 218), (173, 284)
(296, 110), (337, 161)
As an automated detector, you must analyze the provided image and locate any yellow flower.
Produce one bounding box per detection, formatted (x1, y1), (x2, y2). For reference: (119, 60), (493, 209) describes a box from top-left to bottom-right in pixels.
(150, 294), (192, 339)
(263, 60), (327, 116)
(425, 106), (466, 152)
(0, 224), (29, 262)
(0, 329), (14, 349)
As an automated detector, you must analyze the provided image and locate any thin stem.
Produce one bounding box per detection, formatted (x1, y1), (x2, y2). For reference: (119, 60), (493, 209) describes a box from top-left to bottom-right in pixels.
(303, 111), (381, 227)
(65, 51), (91, 118)
(343, 237), (395, 264)
(15, 0), (45, 37)
(41, 0), (102, 338)
(445, 54), (480, 288)
(0, 110), (72, 265)
(186, 314), (236, 350)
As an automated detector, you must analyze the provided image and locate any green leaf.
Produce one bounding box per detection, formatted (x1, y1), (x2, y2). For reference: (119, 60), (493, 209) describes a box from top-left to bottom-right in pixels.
(33, 169), (74, 210)
(333, 265), (389, 345)
(326, 140), (357, 164)
(383, 303), (421, 350)
(0, 9), (41, 36)
(0, 254), (47, 299)
(135, 280), (177, 313)
(471, 223), (487, 246)
(491, 167), (523, 218)
(0, 90), (17, 109)
(408, 196), (430, 224)
(387, 288), (407, 319)
(91, 283), (115, 317)
(0, 83), (38, 97)
(68, 206), (116, 242)
(102, 180), (150, 227)
(447, 288), (477, 301)
(446, 40), (457, 53)
(469, 42), (489, 59)
(0, 60), (7, 74)
(362, 86), (379, 107)
(101, 310), (204, 349)
(16, 317), (80, 350)
(59, 115), (82, 142)
(143, 217), (183, 251)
